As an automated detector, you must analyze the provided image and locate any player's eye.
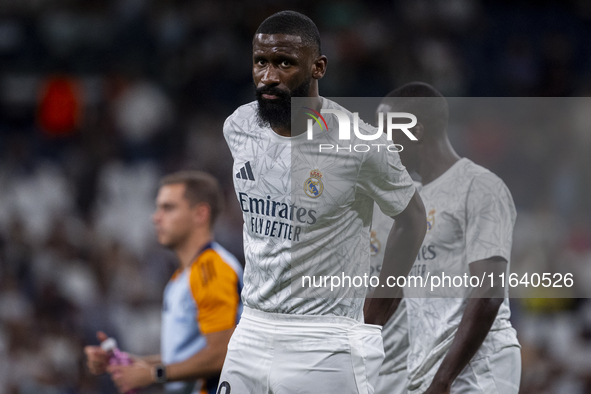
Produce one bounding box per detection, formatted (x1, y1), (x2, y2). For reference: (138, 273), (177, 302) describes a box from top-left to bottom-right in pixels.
(280, 60), (291, 67)
(256, 59), (266, 66)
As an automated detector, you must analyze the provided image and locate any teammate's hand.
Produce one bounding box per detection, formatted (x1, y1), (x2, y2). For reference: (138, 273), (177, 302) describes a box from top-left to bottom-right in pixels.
(84, 331), (110, 375)
(108, 359), (154, 392)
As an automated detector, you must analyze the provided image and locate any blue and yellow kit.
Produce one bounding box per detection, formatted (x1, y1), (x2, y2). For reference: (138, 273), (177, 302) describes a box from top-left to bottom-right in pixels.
(161, 242), (243, 394)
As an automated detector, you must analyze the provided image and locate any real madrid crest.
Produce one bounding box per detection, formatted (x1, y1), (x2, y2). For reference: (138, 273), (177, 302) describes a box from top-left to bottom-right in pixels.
(427, 208), (436, 232)
(370, 230), (381, 256)
(304, 169), (324, 198)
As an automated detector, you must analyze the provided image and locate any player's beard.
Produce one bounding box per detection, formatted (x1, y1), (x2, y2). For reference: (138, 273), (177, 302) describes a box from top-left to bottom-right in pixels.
(255, 77), (312, 130)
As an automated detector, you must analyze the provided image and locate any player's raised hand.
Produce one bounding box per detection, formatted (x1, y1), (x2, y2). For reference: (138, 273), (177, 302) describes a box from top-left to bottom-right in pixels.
(84, 331), (110, 375)
(108, 359), (153, 393)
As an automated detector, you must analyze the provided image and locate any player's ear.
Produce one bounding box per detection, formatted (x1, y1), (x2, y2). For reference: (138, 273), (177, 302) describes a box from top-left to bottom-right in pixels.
(413, 122), (425, 142)
(193, 203), (211, 227)
(312, 55), (327, 80)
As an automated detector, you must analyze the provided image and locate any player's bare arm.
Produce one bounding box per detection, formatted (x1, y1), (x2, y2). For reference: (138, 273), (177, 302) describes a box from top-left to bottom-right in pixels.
(164, 328), (234, 381)
(423, 256), (507, 394)
(138, 354), (162, 366)
(365, 190), (427, 326)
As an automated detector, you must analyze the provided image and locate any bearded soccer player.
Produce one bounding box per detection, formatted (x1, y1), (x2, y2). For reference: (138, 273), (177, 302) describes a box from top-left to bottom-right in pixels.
(377, 83), (521, 394)
(219, 10), (426, 393)
(84, 171), (243, 394)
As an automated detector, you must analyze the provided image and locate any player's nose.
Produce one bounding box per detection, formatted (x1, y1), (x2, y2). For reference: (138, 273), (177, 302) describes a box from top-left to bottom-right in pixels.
(260, 65), (281, 85)
(152, 211), (161, 224)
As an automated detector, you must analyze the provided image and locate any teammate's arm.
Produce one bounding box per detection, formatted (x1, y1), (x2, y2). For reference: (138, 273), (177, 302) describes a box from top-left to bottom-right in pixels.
(364, 190), (426, 325)
(164, 328), (234, 380)
(425, 173), (515, 393)
(138, 354), (162, 366)
(423, 257), (506, 394)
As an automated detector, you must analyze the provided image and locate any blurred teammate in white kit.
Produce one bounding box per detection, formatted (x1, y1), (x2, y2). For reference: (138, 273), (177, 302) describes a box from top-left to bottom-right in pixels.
(375, 82), (521, 394)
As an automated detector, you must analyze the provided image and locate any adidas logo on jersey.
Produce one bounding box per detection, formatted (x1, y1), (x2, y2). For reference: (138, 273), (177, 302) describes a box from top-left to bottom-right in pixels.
(236, 161), (255, 181)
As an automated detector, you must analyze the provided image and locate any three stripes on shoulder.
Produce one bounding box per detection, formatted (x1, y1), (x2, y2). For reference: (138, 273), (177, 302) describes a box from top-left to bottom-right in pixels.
(236, 161), (255, 181)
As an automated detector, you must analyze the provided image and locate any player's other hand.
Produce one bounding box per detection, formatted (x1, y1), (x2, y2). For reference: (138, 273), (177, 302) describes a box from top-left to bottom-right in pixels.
(84, 331), (110, 375)
(108, 359), (153, 392)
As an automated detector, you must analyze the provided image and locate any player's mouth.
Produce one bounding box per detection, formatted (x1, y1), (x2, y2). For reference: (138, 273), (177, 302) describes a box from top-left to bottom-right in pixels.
(256, 86), (289, 101)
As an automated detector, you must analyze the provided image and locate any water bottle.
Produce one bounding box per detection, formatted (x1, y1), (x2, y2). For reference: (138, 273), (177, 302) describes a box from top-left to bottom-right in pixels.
(100, 337), (138, 394)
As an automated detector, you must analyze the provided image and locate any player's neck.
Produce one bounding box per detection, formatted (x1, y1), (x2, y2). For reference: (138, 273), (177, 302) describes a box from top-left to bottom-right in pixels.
(418, 138), (461, 185)
(271, 125), (292, 137)
(175, 229), (213, 269)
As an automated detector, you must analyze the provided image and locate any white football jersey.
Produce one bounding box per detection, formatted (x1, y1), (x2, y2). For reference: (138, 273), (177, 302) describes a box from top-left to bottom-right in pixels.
(403, 158), (520, 393)
(370, 204), (409, 375)
(223, 97), (415, 321)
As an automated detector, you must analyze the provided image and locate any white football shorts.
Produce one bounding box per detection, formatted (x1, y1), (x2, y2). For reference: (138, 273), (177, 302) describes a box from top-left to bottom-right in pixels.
(217, 307), (385, 394)
(409, 346), (521, 394)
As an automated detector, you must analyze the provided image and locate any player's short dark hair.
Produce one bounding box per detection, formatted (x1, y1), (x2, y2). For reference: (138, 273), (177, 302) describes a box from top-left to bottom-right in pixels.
(255, 10), (322, 56)
(383, 82), (449, 135)
(160, 171), (224, 226)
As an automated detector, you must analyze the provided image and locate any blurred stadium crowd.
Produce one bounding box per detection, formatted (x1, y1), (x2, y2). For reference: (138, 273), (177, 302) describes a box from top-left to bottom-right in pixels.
(0, 0), (591, 393)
